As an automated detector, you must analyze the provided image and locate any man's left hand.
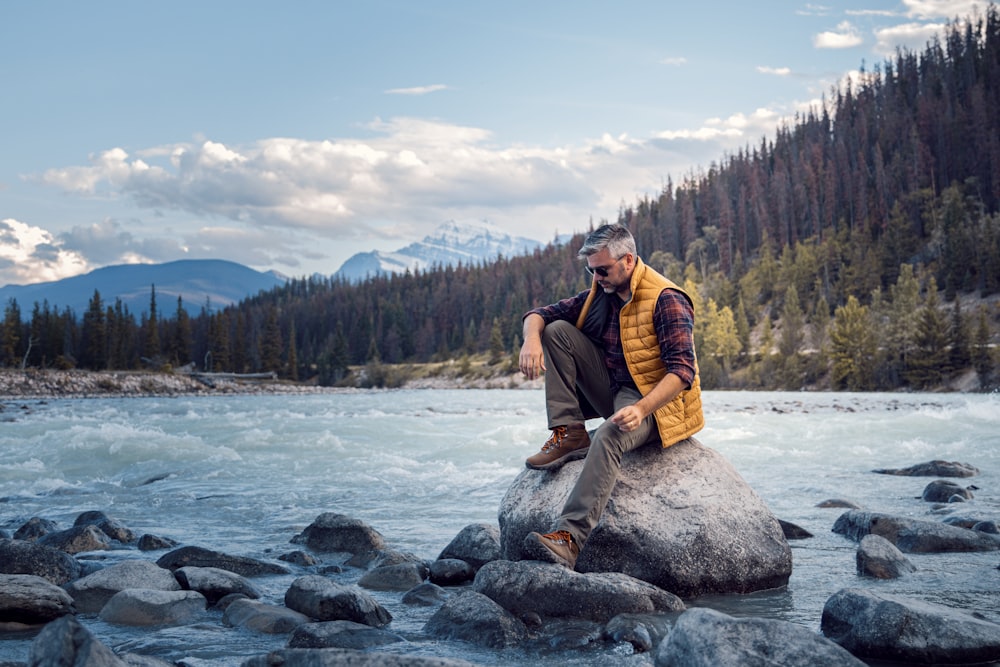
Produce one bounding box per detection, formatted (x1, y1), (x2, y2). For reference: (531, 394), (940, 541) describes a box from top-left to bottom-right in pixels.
(611, 405), (645, 432)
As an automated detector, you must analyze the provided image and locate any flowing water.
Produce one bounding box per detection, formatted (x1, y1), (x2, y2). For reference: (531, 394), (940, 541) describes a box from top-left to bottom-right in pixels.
(1, 390), (998, 665)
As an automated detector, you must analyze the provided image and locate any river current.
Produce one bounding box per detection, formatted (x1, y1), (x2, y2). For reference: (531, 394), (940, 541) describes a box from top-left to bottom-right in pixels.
(1, 390), (998, 665)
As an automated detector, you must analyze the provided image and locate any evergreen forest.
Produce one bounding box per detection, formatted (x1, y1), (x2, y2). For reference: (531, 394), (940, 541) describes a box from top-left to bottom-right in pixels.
(3, 8), (1000, 392)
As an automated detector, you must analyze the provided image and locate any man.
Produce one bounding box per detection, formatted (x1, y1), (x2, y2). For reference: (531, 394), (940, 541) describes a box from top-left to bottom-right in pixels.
(519, 223), (703, 569)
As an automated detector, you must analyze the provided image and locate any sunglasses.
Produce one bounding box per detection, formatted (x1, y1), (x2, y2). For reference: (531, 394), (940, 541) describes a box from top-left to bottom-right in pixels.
(586, 254), (627, 277)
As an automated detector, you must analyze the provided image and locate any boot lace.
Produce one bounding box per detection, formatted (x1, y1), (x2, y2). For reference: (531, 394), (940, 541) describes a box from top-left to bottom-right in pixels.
(541, 425), (569, 452)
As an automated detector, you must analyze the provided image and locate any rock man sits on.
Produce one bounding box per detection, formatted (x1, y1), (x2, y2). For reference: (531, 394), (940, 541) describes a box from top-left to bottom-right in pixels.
(519, 223), (704, 568)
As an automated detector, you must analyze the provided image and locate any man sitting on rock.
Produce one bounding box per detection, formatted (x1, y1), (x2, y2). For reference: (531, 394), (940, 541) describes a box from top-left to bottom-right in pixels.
(519, 223), (704, 569)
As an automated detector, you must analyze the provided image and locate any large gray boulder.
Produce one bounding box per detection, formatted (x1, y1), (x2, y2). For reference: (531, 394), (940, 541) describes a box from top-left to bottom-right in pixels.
(156, 545), (290, 576)
(0, 538), (82, 584)
(437, 523), (501, 570)
(289, 620), (406, 649)
(856, 534), (916, 579)
(174, 565), (262, 604)
(285, 575), (392, 628)
(423, 590), (528, 648)
(0, 574), (76, 624)
(832, 510), (1000, 553)
(64, 559), (180, 613)
(98, 588), (207, 626)
(473, 559), (684, 623)
(223, 598), (311, 634)
(37, 524), (112, 554)
(291, 513), (386, 555)
(499, 437), (791, 597)
(822, 588), (1000, 664)
(873, 460), (979, 477)
(656, 607), (867, 666)
(28, 616), (126, 667)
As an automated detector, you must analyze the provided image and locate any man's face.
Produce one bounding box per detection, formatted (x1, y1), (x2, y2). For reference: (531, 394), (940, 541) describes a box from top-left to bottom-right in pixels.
(587, 247), (633, 296)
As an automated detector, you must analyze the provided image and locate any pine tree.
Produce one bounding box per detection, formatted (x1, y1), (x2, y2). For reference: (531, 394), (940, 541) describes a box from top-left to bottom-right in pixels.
(829, 295), (877, 390)
(1, 299), (21, 368)
(905, 277), (949, 388)
(947, 297), (970, 374)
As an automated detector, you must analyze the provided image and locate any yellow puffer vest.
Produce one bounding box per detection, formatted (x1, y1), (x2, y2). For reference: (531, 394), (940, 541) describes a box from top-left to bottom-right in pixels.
(576, 257), (704, 447)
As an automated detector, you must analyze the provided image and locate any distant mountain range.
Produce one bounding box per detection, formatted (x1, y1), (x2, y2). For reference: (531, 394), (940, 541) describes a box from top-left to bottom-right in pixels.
(0, 259), (287, 317)
(334, 219), (545, 282)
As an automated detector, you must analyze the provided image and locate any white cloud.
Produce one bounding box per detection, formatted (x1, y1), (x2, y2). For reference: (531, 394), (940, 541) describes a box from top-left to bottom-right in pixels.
(660, 57), (688, 66)
(0, 218), (90, 285)
(757, 66), (792, 76)
(384, 84), (449, 95)
(902, 0), (981, 20)
(814, 21), (864, 49)
(873, 21), (948, 55)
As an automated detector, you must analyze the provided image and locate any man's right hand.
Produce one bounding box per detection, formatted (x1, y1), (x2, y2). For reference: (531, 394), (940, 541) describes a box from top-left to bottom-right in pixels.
(519, 314), (546, 380)
(519, 338), (545, 380)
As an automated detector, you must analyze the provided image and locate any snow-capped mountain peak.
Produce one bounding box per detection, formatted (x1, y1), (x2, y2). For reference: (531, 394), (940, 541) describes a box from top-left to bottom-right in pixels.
(334, 220), (544, 282)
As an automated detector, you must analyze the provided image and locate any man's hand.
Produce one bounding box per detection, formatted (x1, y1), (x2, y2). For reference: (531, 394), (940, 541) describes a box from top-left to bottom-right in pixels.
(611, 404), (645, 432)
(519, 313), (546, 380)
(519, 338), (545, 380)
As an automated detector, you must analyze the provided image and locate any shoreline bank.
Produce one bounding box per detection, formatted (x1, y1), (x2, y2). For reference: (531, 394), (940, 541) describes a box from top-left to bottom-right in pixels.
(0, 368), (542, 401)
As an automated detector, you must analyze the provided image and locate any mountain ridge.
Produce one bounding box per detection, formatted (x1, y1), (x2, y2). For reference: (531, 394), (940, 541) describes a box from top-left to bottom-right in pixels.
(0, 259), (286, 317)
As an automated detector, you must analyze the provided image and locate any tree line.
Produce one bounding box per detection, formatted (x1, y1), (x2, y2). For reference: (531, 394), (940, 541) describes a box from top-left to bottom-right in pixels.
(2, 8), (999, 391)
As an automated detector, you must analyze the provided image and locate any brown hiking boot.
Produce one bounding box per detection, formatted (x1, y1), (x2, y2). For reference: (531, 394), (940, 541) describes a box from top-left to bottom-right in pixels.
(525, 530), (580, 569)
(525, 424), (590, 470)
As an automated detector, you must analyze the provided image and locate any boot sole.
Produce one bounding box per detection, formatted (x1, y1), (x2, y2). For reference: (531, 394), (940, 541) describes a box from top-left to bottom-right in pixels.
(525, 447), (590, 471)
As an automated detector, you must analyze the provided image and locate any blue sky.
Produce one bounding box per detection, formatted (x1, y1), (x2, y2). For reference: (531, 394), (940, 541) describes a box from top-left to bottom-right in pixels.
(0, 0), (984, 286)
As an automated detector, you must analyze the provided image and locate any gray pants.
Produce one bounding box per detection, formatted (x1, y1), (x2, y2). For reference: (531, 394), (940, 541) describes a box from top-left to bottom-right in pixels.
(542, 320), (660, 545)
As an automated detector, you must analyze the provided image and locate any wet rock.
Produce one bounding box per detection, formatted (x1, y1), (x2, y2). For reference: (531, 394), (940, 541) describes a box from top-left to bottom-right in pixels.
(778, 519), (813, 539)
(242, 648), (478, 667)
(137, 534), (178, 551)
(98, 588), (207, 626)
(402, 582), (449, 606)
(873, 460), (979, 477)
(832, 510), (1000, 553)
(74, 511), (136, 543)
(222, 598), (311, 634)
(0, 538), (82, 584)
(499, 437), (792, 597)
(279, 550), (319, 566)
(473, 560), (684, 623)
(37, 524), (112, 554)
(604, 612), (675, 653)
(285, 575), (392, 628)
(816, 499), (862, 509)
(28, 615), (126, 666)
(821, 588), (1000, 664)
(155, 544), (289, 576)
(13, 517), (58, 542)
(0, 574), (75, 624)
(544, 618), (604, 650)
(174, 565), (262, 605)
(856, 534), (916, 579)
(437, 523), (502, 570)
(922, 479), (974, 502)
(290, 513), (386, 555)
(658, 606), (866, 666)
(974, 521), (999, 534)
(64, 559), (180, 613)
(288, 620), (406, 649)
(424, 590), (528, 648)
(358, 562), (427, 591)
(429, 558), (475, 586)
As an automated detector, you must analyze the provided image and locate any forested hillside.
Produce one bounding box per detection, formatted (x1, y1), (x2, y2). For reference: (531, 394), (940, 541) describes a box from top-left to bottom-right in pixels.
(3, 8), (999, 391)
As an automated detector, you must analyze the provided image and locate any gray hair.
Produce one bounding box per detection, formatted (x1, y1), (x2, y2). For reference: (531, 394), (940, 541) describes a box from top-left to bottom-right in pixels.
(578, 223), (636, 259)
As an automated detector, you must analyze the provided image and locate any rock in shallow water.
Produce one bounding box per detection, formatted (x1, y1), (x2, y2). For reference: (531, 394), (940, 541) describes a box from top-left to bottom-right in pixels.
(821, 588), (1000, 664)
(499, 437), (792, 597)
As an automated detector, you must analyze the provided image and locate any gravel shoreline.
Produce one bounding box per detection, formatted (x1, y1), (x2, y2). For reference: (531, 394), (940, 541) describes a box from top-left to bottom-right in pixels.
(0, 369), (541, 401)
